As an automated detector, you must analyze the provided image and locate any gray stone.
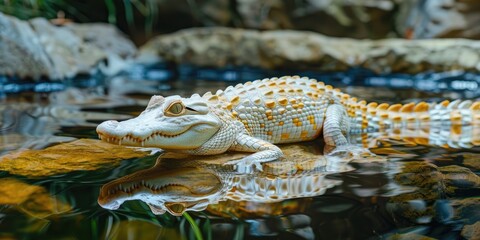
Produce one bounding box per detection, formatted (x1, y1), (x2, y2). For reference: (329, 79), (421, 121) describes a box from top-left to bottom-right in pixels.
(29, 18), (106, 79)
(143, 0), (480, 40)
(65, 22), (137, 58)
(0, 12), (55, 79)
(0, 13), (136, 80)
(139, 27), (480, 74)
(396, 0), (480, 39)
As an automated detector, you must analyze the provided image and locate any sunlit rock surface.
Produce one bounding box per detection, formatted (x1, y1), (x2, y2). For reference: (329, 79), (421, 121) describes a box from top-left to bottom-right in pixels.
(0, 12), (136, 80)
(139, 27), (480, 74)
(0, 139), (149, 177)
(0, 178), (71, 218)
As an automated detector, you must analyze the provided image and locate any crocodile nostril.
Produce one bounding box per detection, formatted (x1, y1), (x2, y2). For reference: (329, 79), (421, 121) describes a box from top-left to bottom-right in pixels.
(107, 120), (119, 127)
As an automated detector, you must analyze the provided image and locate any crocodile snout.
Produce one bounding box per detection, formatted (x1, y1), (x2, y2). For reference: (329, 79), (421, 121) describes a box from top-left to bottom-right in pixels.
(96, 120), (122, 136)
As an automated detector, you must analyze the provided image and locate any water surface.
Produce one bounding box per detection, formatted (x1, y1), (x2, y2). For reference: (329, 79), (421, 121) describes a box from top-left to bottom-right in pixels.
(0, 76), (479, 240)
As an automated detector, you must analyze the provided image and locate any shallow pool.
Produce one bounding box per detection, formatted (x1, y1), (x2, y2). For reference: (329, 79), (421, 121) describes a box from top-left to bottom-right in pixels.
(0, 76), (479, 240)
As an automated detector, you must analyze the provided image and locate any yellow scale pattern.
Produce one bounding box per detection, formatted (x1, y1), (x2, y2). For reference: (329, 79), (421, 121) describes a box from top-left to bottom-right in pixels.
(202, 76), (480, 146)
(204, 76), (335, 144)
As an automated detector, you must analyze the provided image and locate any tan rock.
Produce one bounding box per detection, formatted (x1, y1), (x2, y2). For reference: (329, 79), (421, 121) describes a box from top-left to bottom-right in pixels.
(0, 139), (150, 177)
(139, 27), (480, 74)
(463, 153), (480, 170)
(450, 198), (480, 224)
(461, 221), (480, 240)
(386, 233), (436, 240)
(0, 178), (71, 218)
(439, 165), (480, 189)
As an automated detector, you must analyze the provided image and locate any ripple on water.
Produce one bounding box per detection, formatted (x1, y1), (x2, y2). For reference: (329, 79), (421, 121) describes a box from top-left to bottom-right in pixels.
(0, 78), (479, 239)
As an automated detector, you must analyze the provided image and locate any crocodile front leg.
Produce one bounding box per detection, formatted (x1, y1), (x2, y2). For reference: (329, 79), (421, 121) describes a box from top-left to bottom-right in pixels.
(227, 133), (283, 173)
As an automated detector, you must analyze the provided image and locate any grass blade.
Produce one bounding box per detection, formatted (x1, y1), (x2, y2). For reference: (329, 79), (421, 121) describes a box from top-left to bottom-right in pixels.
(183, 212), (203, 240)
(123, 0), (135, 28)
(104, 0), (117, 24)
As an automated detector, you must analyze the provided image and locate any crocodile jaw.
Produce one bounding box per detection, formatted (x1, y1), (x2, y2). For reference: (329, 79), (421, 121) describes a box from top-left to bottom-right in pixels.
(96, 112), (221, 150)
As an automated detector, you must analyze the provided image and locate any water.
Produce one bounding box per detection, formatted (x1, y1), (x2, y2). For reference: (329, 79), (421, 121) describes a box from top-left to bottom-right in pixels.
(0, 73), (479, 240)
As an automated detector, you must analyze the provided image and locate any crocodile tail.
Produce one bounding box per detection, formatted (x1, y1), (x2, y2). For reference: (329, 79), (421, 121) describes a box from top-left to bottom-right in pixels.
(338, 95), (480, 148)
(340, 97), (480, 129)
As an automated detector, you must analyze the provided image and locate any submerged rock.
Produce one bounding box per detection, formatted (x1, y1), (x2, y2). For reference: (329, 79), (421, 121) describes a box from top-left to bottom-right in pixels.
(104, 220), (181, 239)
(438, 165), (480, 190)
(386, 232), (436, 240)
(389, 160), (480, 229)
(0, 12), (136, 80)
(0, 139), (149, 177)
(139, 27), (480, 74)
(461, 221), (480, 240)
(0, 178), (71, 218)
(450, 198), (480, 225)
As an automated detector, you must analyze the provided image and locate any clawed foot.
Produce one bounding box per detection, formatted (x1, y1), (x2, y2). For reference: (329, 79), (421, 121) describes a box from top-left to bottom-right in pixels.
(224, 157), (263, 174)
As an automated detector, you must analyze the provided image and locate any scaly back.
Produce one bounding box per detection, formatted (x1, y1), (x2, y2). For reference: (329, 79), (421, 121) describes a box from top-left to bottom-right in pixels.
(202, 76), (339, 144)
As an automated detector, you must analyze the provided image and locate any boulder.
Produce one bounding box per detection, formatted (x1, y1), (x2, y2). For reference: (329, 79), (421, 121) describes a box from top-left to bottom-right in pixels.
(29, 18), (107, 79)
(0, 12), (136, 80)
(396, 0), (480, 39)
(134, 0), (480, 40)
(139, 27), (480, 74)
(0, 139), (150, 177)
(0, 13), (56, 79)
(65, 22), (137, 58)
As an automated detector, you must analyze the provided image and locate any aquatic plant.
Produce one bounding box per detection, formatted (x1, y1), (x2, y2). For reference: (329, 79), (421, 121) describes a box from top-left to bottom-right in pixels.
(0, 0), (158, 34)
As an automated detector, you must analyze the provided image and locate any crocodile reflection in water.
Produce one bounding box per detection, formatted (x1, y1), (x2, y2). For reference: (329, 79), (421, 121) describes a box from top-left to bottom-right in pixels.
(98, 144), (352, 216)
(98, 122), (480, 216)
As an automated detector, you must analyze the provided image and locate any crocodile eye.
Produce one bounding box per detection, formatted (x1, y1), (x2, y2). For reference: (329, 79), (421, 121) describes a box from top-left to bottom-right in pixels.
(165, 101), (185, 116)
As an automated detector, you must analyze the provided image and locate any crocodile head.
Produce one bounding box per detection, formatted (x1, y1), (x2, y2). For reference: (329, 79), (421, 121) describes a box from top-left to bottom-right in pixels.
(98, 166), (223, 216)
(96, 95), (221, 150)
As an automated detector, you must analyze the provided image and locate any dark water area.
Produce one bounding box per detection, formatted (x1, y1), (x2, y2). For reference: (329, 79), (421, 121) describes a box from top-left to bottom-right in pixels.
(0, 68), (479, 240)
(2, 64), (480, 98)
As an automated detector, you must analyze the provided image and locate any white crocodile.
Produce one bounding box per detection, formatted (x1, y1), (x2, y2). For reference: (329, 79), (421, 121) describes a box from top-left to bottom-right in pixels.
(96, 76), (480, 171)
